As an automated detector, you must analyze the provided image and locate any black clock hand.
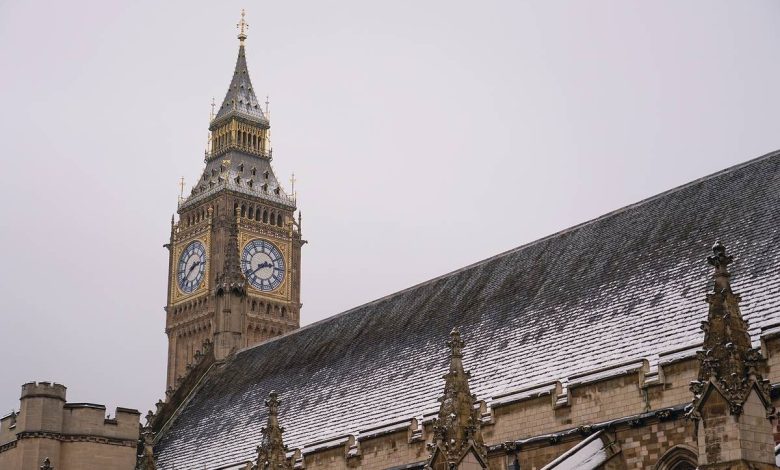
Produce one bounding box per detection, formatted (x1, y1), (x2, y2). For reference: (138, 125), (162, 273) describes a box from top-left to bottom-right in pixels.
(188, 260), (201, 274)
(248, 261), (273, 276)
(185, 260), (201, 280)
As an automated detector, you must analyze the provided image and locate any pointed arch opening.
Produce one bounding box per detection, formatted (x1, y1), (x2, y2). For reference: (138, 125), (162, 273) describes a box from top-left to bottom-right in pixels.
(655, 445), (697, 470)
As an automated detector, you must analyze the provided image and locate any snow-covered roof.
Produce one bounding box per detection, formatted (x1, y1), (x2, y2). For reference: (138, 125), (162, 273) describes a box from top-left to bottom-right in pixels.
(156, 150), (780, 469)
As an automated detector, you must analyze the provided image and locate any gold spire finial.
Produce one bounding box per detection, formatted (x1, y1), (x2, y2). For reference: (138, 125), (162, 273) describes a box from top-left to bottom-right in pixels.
(178, 177), (185, 202)
(206, 99), (215, 154)
(237, 9), (249, 44)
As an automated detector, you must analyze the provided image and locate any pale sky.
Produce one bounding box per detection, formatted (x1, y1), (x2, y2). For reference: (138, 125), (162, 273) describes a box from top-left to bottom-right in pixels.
(1, 0), (779, 416)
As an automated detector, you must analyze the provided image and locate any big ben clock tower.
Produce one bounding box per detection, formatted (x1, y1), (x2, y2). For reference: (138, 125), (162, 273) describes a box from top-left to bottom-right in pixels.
(164, 12), (304, 388)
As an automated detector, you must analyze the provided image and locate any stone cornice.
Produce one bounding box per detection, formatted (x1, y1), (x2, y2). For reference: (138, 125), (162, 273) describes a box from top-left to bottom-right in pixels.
(3, 431), (137, 449)
(0, 439), (17, 454)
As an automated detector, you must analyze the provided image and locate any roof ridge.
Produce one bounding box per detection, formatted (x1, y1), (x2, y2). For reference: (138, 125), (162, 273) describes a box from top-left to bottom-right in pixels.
(237, 148), (780, 357)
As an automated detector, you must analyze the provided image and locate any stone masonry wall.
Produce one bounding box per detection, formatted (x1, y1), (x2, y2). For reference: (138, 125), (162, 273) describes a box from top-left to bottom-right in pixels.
(269, 332), (780, 470)
(0, 382), (139, 470)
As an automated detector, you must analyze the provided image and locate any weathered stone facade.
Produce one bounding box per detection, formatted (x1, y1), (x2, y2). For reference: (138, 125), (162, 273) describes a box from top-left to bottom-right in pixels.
(152, 16), (780, 470)
(0, 382), (139, 470)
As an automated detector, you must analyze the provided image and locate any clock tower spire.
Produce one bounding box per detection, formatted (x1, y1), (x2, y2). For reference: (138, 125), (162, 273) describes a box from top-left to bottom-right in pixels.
(164, 11), (305, 388)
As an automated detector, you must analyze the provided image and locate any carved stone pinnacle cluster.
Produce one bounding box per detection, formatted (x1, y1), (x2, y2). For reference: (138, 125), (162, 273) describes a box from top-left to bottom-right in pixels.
(216, 216), (246, 295)
(136, 425), (157, 470)
(690, 242), (772, 417)
(255, 391), (291, 470)
(425, 328), (487, 469)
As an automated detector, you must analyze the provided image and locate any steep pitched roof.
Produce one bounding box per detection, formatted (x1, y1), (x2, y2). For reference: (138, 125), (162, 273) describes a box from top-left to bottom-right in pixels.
(212, 43), (267, 126)
(156, 150), (780, 469)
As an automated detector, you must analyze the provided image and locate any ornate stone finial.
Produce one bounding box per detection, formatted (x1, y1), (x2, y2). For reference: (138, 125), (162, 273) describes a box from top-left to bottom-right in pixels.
(178, 177), (185, 202)
(425, 328), (487, 469)
(448, 327), (464, 360)
(690, 243), (775, 467)
(256, 391), (291, 469)
(40, 458), (53, 470)
(707, 241), (734, 293)
(692, 242), (768, 412)
(237, 9), (249, 44)
(266, 390), (281, 416)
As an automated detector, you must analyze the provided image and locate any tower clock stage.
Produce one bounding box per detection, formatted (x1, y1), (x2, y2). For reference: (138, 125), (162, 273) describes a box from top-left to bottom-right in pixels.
(163, 15), (305, 388)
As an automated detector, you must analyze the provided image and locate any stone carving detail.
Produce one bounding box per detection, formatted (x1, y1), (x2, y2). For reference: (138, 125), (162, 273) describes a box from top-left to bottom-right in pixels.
(40, 458), (53, 470)
(255, 391), (292, 470)
(216, 217), (247, 295)
(689, 242), (773, 417)
(136, 425), (157, 470)
(424, 328), (488, 469)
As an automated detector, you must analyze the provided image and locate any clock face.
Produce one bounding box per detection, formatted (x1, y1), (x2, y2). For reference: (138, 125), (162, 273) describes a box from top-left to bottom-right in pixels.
(241, 239), (285, 291)
(177, 241), (207, 294)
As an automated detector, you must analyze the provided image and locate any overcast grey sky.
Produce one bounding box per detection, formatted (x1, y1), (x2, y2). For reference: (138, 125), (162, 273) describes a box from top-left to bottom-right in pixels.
(1, 0), (779, 416)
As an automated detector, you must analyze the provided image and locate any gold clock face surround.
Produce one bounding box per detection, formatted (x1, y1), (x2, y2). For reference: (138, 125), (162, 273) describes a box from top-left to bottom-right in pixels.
(170, 233), (210, 304)
(177, 240), (207, 294)
(241, 238), (285, 291)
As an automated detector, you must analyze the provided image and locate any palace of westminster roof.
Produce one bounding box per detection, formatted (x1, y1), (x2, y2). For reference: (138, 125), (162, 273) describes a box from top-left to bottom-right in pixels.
(156, 148), (780, 468)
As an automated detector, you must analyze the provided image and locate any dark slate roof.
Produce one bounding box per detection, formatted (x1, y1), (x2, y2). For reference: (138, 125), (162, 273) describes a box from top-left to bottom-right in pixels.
(181, 150), (295, 211)
(213, 44), (266, 125)
(156, 150), (780, 469)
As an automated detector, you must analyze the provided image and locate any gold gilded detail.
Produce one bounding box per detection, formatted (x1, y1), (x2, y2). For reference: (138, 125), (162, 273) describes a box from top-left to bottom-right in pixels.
(170, 233), (211, 304)
(237, 9), (249, 43)
(239, 232), (290, 300)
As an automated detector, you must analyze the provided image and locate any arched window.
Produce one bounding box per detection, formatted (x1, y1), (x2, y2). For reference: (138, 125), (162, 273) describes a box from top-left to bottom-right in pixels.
(241, 205), (246, 217)
(277, 214), (283, 226)
(655, 445), (697, 470)
(262, 210), (268, 223)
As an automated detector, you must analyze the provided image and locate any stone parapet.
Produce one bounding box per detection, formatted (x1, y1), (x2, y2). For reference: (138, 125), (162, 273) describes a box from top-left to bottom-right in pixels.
(20, 382), (66, 402)
(0, 382), (139, 470)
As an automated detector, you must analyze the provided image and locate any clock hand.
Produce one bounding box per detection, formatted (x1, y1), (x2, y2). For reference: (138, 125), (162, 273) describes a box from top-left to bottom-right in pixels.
(185, 261), (201, 281)
(188, 260), (201, 274)
(250, 262), (272, 275)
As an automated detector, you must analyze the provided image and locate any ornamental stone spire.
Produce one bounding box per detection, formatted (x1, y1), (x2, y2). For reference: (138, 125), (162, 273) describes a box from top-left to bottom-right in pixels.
(211, 10), (267, 140)
(255, 391), (292, 470)
(689, 242), (776, 469)
(425, 328), (487, 470)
